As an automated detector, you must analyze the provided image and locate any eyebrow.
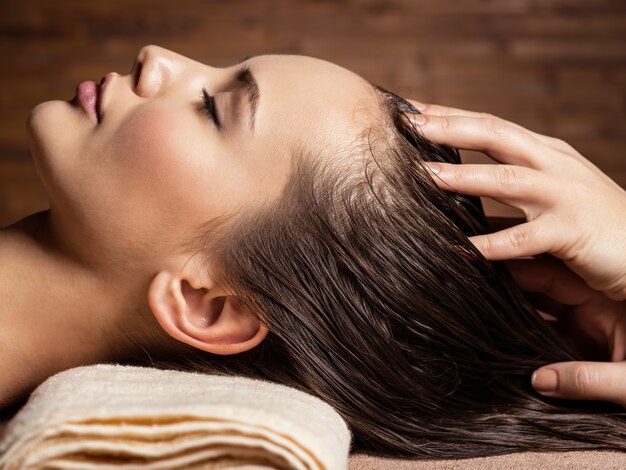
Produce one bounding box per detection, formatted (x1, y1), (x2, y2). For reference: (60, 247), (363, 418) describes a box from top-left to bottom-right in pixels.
(235, 60), (260, 131)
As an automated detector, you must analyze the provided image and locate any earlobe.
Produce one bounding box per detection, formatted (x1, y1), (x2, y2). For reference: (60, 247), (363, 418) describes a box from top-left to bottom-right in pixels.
(147, 271), (268, 355)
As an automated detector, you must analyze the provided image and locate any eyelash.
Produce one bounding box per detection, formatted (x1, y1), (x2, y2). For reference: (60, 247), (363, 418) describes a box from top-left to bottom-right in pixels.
(200, 62), (250, 129)
(201, 87), (221, 128)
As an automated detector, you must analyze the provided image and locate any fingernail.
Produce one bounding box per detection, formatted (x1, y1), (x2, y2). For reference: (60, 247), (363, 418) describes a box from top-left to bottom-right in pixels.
(423, 163), (441, 174)
(532, 369), (558, 392)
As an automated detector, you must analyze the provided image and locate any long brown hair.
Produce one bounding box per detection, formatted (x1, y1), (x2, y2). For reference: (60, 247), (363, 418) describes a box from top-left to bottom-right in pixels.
(146, 85), (626, 458)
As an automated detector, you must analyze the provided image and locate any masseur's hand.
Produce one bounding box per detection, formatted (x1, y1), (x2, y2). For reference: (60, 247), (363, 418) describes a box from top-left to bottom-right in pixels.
(406, 102), (626, 302)
(406, 101), (626, 407)
(507, 255), (626, 407)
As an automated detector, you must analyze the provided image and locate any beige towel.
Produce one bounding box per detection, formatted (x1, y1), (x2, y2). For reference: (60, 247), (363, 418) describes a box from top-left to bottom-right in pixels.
(0, 364), (351, 470)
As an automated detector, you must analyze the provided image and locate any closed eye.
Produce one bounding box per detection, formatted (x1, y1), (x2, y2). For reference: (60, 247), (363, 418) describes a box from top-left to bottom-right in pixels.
(201, 87), (221, 128)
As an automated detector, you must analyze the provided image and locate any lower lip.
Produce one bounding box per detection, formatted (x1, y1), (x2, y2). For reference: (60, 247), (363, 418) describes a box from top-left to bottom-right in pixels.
(76, 81), (99, 124)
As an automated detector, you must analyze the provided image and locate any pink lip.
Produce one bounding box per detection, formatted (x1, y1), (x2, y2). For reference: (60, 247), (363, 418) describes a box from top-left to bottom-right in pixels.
(74, 73), (114, 124)
(76, 80), (100, 124)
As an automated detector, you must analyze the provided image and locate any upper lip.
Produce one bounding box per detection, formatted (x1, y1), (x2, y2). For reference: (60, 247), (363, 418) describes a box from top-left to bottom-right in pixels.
(97, 73), (114, 121)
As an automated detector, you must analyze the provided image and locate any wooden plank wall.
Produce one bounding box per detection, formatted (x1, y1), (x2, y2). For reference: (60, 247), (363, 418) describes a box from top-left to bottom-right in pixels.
(1, 0), (625, 225)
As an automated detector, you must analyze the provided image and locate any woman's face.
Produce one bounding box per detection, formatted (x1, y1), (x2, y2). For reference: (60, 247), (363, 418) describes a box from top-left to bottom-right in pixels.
(26, 45), (377, 269)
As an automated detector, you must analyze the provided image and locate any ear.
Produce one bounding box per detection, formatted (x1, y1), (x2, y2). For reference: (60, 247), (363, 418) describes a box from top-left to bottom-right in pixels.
(147, 270), (268, 355)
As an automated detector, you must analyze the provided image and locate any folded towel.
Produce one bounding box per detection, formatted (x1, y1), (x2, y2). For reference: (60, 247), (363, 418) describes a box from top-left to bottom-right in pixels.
(0, 364), (351, 469)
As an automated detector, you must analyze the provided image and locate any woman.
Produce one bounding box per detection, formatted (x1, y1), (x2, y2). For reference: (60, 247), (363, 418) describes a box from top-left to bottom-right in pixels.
(1, 45), (625, 457)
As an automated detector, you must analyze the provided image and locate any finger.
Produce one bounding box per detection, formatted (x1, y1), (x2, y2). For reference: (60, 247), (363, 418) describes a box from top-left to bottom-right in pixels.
(532, 361), (626, 407)
(427, 162), (552, 208)
(406, 101), (604, 177)
(506, 258), (596, 307)
(468, 218), (560, 260)
(408, 113), (555, 170)
(406, 101), (586, 160)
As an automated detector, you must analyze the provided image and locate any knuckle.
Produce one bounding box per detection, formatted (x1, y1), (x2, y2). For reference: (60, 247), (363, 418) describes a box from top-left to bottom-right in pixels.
(495, 165), (522, 189)
(573, 365), (597, 394)
(486, 117), (509, 138)
(552, 137), (575, 153)
(438, 115), (451, 132)
(551, 137), (583, 158)
(602, 274), (626, 301)
(486, 117), (530, 145)
(451, 165), (466, 182)
(508, 226), (531, 250)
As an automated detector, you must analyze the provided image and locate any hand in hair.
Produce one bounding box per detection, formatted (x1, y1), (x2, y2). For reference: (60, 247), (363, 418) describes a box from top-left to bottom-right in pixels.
(405, 101), (626, 302)
(507, 255), (626, 408)
(405, 101), (626, 407)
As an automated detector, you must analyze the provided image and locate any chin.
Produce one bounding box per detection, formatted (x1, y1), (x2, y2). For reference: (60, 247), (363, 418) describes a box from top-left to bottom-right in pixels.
(27, 100), (76, 146)
(26, 100), (84, 208)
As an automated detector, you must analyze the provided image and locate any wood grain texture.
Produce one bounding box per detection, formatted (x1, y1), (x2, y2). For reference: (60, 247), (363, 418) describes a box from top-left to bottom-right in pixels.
(1, 0), (625, 225)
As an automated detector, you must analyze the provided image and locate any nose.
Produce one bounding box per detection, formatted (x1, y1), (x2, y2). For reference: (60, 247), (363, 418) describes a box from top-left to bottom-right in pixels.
(132, 45), (187, 98)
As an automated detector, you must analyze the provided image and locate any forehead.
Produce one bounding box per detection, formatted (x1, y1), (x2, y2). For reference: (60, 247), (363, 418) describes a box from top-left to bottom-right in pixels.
(250, 54), (377, 135)
(240, 54), (380, 200)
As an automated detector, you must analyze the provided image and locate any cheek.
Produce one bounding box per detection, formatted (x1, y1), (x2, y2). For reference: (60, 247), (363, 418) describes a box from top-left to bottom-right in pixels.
(108, 107), (236, 229)
(115, 107), (202, 185)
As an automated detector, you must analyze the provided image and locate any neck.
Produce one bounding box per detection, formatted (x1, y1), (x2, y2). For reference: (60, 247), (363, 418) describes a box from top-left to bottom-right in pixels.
(0, 210), (158, 409)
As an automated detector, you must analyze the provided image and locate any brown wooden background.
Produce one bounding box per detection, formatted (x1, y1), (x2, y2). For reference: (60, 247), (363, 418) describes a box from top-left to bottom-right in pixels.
(1, 0), (625, 226)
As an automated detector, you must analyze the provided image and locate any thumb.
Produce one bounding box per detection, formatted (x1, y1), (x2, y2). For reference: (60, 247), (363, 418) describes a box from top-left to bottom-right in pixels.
(532, 361), (626, 407)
